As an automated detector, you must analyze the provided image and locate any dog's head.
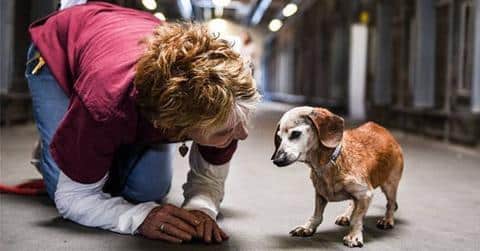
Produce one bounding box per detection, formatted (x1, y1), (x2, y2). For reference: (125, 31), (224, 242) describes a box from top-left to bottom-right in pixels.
(271, 106), (344, 167)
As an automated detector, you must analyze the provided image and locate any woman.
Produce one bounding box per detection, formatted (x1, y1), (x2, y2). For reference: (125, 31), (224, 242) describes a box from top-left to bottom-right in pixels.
(26, 2), (259, 244)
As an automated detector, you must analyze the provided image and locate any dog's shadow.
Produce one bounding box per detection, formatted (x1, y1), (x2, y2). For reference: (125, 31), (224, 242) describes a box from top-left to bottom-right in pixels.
(267, 215), (409, 249)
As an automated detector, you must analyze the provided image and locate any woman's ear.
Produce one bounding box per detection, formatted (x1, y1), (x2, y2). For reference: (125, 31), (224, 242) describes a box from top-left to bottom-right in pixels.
(306, 108), (344, 148)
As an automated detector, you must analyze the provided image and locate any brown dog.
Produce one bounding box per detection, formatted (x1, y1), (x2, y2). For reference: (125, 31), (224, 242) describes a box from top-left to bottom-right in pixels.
(271, 106), (404, 248)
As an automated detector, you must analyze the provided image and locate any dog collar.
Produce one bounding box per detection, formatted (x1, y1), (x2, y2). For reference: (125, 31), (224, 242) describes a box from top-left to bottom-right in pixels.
(312, 143), (343, 177)
(329, 143), (342, 167)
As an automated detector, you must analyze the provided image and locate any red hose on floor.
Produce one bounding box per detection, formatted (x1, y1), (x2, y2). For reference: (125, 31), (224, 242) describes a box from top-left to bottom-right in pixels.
(0, 179), (46, 195)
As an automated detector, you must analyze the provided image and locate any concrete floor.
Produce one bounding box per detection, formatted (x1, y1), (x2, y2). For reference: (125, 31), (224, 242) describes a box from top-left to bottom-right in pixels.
(1, 102), (480, 251)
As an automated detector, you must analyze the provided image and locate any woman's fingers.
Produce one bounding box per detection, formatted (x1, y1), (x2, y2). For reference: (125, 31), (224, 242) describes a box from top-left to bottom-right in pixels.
(204, 219), (213, 243)
(196, 221), (205, 238)
(169, 206), (200, 226)
(213, 224), (222, 243)
(161, 223), (192, 241)
(184, 210), (229, 244)
(163, 214), (197, 236)
(219, 227), (229, 240)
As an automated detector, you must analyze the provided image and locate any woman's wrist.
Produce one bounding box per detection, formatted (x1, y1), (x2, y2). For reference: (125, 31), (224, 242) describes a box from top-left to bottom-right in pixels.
(183, 194), (218, 220)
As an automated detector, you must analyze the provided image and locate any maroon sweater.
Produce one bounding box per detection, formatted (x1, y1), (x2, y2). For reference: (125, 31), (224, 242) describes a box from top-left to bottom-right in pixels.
(29, 2), (237, 184)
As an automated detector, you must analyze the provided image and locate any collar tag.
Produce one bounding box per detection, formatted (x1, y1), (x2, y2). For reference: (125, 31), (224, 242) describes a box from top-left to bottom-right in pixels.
(330, 143), (342, 163)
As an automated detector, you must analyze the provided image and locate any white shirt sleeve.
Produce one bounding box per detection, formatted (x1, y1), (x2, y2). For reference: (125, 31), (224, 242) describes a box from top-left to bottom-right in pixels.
(54, 170), (158, 234)
(60, 0), (87, 10)
(182, 143), (230, 220)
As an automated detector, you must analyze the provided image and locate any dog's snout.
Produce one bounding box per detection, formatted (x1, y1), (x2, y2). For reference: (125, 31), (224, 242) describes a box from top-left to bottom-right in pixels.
(271, 149), (282, 161)
(271, 150), (277, 160)
(272, 150), (289, 167)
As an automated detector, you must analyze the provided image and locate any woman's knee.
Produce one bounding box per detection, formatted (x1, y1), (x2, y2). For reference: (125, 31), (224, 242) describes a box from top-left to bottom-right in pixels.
(123, 174), (172, 203)
(122, 146), (174, 203)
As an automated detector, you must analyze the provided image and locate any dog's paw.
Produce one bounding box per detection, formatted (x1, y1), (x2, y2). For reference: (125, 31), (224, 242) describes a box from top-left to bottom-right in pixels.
(335, 215), (350, 226)
(343, 232), (364, 248)
(289, 226), (315, 237)
(376, 217), (394, 230)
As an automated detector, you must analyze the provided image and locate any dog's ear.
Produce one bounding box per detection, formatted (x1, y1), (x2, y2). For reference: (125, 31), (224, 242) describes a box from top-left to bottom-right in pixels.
(271, 124), (281, 160)
(306, 108), (344, 148)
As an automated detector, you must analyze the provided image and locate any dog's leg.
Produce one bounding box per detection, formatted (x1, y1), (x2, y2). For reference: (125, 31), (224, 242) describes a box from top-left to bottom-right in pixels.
(377, 156), (403, 230)
(335, 200), (354, 226)
(290, 194), (327, 237)
(377, 179), (400, 229)
(343, 192), (372, 248)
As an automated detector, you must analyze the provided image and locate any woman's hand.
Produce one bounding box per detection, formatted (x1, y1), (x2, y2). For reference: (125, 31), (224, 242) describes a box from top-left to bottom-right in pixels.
(190, 210), (229, 243)
(138, 204), (200, 243)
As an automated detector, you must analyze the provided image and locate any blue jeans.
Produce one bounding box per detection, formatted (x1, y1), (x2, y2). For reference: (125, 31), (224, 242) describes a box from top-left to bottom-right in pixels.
(25, 45), (173, 203)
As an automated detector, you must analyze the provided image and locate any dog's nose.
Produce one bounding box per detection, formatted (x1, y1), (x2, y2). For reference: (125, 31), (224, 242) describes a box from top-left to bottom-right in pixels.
(272, 151), (289, 167)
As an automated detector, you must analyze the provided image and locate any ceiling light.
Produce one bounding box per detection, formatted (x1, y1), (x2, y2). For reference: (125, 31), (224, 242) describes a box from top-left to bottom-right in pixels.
(212, 0), (231, 7)
(282, 3), (298, 17)
(208, 18), (228, 33)
(178, 0), (192, 19)
(154, 12), (166, 21)
(269, 19), (282, 32)
(142, 0), (157, 10)
(251, 0), (272, 25)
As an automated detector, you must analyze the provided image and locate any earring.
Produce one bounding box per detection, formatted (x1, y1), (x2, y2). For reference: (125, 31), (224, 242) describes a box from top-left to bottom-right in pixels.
(179, 142), (189, 157)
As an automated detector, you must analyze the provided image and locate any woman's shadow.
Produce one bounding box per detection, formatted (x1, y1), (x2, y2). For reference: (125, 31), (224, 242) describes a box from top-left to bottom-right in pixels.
(2, 193), (109, 236)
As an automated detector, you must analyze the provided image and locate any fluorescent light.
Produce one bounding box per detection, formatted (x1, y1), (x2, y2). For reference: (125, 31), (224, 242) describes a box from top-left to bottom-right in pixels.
(268, 19), (282, 32)
(154, 12), (166, 21)
(251, 0), (272, 25)
(282, 3), (297, 17)
(212, 0), (231, 7)
(177, 0), (192, 19)
(142, 0), (157, 10)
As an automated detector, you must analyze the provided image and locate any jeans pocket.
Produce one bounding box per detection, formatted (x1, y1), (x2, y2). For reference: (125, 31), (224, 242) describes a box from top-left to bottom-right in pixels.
(25, 44), (40, 77)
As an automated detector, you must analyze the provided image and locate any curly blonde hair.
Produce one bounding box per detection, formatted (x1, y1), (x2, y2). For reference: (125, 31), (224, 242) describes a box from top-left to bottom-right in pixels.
(134, 22), (260, 139)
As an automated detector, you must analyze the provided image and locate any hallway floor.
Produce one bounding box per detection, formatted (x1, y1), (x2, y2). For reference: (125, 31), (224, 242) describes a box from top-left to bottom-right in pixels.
(1, 102), (480, 251)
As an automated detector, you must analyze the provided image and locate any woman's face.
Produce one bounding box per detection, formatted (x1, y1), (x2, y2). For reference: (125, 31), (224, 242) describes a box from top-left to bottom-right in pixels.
(188, 119), (249, 148)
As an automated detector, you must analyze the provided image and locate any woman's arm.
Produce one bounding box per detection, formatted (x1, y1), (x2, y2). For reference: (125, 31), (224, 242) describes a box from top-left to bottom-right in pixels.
(55, 170), (201, 243)
(182, 142), (230, 219)
(54, 170), (158, 234)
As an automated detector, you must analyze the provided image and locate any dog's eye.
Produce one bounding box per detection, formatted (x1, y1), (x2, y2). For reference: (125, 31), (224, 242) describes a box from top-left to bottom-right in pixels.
(289, 130), (302, 140)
